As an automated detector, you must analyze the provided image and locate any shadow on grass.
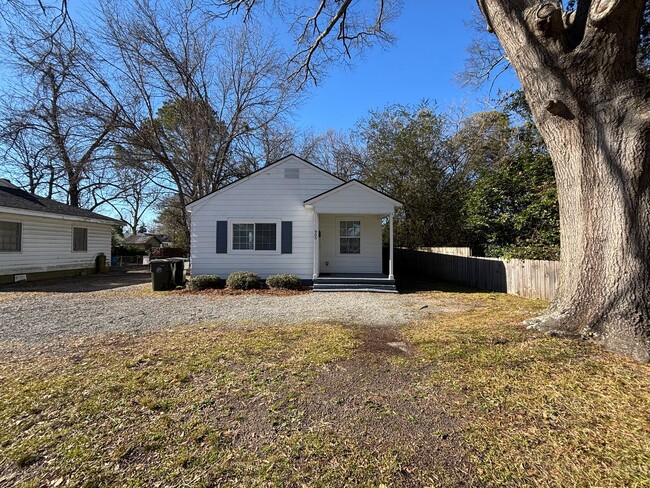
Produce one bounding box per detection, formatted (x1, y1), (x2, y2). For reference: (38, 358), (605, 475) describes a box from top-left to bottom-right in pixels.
(396, 278), (489, 295)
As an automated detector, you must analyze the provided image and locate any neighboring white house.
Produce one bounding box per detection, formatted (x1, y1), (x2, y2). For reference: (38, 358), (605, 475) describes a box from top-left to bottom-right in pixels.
(0, 179), (122, 284)
(188, 154), (402, 291)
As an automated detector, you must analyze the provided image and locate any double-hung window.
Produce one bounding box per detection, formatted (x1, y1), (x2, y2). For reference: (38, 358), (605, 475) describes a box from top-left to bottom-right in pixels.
(73, 227), (88, 252)
(232, 222), (277, 251)
(0, 221), (21, 252)
(339, 220), (361, 254)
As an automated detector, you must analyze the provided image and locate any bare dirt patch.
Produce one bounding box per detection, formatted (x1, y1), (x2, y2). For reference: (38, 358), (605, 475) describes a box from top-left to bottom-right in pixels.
(292, 326), (479, 486)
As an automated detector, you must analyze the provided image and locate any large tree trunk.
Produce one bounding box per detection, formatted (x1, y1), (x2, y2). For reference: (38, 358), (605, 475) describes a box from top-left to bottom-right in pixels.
(481, 0), (650, 361)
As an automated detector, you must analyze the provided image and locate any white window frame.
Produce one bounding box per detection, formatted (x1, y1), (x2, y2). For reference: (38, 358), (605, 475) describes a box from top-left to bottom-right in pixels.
(0, 219), (23, 253)
(72, 226), (88, 252)
(336, 217), (362, 256)
(229, 219), (281, 255)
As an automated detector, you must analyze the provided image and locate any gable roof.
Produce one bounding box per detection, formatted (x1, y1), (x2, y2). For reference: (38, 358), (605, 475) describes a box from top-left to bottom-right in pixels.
(123, 234), (163, 245)
(303, 179), (403, 207)
(0, 179), (123, 225)
(187, 154), (344, 211)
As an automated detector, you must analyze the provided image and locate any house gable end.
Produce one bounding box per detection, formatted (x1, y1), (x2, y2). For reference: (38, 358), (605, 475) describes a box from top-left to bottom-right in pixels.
(188, 154), (343, 214)
(304, 180), (403, 213)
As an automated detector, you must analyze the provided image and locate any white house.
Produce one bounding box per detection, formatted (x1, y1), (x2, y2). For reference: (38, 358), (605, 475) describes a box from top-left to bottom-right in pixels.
(188, 154), (402, 291)
(0, 179), (122, 284)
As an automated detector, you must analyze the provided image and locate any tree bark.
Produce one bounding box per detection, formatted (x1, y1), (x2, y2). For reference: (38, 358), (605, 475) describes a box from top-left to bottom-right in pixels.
(481, 0), (650, 361)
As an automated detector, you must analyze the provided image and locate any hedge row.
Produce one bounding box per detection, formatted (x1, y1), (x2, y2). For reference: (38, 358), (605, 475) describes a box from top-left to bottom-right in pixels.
(188, 272), (303, 291)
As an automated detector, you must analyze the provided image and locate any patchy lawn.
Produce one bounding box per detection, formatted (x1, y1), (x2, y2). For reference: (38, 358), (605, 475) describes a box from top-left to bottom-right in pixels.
(404, 290), (650, 487)
(1, 285), (649, 487)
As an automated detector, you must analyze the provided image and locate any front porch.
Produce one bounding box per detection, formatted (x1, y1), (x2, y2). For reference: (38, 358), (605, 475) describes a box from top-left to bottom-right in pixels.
(303, 180), (402, 293)
(312, 273), (397, 293)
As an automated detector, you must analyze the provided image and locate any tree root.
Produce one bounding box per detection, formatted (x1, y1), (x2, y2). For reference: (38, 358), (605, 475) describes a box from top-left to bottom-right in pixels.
(524, 310), (581, 337)
(525, 311), (650, 363)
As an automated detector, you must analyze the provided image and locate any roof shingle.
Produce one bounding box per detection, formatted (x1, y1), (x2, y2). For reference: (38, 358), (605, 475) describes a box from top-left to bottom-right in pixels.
(0, 179), (122, 224)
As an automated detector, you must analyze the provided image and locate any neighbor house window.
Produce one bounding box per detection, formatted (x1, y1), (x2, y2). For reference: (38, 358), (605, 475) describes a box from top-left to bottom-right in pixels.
(73, 227), (88, 252)
(0, 221), (21, 252)
(339, 220), (361, 254)
(232, 222), (277, 251)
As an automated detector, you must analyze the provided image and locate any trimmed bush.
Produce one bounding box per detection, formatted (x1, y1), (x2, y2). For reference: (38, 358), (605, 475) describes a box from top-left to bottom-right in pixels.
(226, 271), (262, 290)
(187, 274), (223, 291)
(266, 274), (302, 290)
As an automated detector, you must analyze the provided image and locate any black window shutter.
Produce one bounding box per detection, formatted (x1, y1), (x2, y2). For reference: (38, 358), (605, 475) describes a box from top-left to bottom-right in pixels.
(281, 221), (292, 254)
(216, 221), (228, 253)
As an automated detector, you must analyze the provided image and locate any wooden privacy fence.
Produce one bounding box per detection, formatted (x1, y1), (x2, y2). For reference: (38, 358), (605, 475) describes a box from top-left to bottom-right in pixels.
(416, 247), (472, 257)
(393, 248), (560, 300)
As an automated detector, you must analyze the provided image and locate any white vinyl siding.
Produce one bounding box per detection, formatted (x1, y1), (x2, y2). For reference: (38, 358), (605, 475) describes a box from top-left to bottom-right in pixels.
(0, 221), (21, 252)
(308, 182), (397, 215)
(0, 211), (112, 276)
(190, 156), (342, 279)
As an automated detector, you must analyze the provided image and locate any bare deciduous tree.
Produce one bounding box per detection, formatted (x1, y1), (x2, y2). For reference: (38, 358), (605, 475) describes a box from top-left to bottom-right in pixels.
(301, 129), (364, 180)
(104, 164), (163, 235)
(98, 0), (301, 243)
(210, 0), (400, 85)
(0, 131), (56, 196)
(0, 15), (120, 207)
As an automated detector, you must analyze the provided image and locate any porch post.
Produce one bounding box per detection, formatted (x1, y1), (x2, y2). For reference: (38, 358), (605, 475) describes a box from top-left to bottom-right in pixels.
(389, 213), (394, 280)
(313, 211), (319, 280)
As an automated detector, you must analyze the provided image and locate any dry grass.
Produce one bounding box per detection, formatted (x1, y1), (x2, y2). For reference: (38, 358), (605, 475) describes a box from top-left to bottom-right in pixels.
(2, 285), (649, 487)
(0, 323), (362, 486)
(404, 290), (650, 487)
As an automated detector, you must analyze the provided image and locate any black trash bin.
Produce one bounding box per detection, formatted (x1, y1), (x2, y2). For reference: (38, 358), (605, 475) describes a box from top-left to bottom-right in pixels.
(168, 258), (186, 286)
(150, 259), (173, 291)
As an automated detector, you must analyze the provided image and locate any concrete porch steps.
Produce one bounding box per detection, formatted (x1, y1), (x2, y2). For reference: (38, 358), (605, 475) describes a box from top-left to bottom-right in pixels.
(313, 275), (397, 293)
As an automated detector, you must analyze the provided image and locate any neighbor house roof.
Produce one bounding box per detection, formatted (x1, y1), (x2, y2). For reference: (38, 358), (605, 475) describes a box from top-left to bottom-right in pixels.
(123, 234), (163, 246)
(0, 178), (123, 225)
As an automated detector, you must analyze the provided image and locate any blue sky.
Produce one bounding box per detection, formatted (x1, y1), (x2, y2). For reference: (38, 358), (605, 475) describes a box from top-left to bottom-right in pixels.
(63, 0), (520, 133)
(294, 0), (519, 133)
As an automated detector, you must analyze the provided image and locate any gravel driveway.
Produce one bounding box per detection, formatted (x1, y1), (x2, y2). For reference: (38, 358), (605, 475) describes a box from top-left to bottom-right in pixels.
(0, 270), (449, 345)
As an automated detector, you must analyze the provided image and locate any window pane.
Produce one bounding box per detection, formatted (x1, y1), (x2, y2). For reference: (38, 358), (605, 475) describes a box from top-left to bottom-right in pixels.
(0, 221), (21, 252)
(339, 220), (360, 237)
(73, 227), (87, 251)
(340, 237), (360, 254)
(233, 223), (254, 250)
(255, 223), (276, 251)
(339, 221), (360, 254)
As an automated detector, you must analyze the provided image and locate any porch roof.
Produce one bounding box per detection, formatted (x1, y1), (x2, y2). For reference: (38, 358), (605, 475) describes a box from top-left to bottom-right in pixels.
(303, 180), (402, 214)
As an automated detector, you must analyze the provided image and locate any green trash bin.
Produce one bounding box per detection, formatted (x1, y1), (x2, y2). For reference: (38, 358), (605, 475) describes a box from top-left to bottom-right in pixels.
(169, 258), (186, 286)
(150, 259), (173, 291)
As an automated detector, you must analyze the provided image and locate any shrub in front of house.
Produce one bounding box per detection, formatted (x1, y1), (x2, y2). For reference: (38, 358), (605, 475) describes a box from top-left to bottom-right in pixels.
(266, 274), (302, 290)
(187, 274), (223, 291)
(226, 271), (262, 290)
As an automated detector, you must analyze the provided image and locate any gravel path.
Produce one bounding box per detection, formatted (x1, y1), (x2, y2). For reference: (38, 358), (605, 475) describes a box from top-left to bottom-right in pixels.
(0, 272), (451, 345)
